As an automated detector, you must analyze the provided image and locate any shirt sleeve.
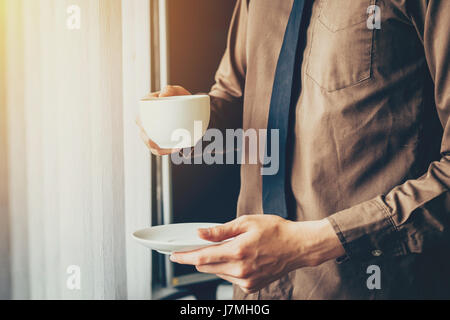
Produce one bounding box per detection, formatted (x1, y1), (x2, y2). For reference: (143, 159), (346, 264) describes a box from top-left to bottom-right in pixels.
(207, 0), (248, 132)
(327, 0), (450, 262)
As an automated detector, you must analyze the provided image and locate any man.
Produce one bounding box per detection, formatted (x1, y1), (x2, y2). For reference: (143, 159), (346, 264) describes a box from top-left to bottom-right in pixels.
(138, 0), (450, 299)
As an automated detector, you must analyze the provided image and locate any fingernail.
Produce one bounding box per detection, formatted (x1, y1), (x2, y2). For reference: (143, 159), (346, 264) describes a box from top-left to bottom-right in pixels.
(170, 255), (176, 262)
(199, 228), (210, 236)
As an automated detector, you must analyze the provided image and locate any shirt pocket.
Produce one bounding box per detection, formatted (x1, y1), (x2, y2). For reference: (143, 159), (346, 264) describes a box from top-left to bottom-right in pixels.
(306, 0), (375, 92)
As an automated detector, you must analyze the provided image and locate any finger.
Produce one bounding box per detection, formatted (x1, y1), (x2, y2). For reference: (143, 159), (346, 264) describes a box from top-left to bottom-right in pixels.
(138, 129), (167, 155)
(138, 128), (159, 149)
(198, 219), (245, 242)
(137, 125), (174, 154)
(153, 149), (179, 156)
(141, 91), (160, 100)
(148, 143), (180, 155)
(141, 141), (178, 156)
(136, 116), (180, 155)
(135, 117), (149, 137)
(215, 274), (245, 286)
(135, 118), (151, 140)
(139, 130), (152, 149)
(145, 135), (161, 150)
(216, 274), (261, 294)
(159, 85), (191, 97)
(170, 241), (237, 265)
(196, 262), (249, 279)
(215, 274), (259, 294)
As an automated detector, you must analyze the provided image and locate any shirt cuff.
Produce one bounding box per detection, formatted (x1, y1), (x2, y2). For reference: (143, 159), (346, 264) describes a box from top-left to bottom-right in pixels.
(327, 197), (407, 262)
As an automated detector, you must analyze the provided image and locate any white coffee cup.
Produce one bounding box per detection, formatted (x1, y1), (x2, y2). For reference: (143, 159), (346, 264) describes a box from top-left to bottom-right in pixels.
(139, 95), (210, 149)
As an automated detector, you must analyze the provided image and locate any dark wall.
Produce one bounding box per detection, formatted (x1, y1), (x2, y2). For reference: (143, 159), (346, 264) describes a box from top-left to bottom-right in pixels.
(168, 0), (237, 93)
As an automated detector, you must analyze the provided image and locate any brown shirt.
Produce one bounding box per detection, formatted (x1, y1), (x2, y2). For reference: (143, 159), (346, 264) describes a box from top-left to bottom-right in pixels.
(208, 0), (450, 299)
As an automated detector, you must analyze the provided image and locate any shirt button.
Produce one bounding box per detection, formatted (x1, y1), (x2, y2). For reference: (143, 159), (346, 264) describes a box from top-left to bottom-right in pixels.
(372, 249), (383, 257)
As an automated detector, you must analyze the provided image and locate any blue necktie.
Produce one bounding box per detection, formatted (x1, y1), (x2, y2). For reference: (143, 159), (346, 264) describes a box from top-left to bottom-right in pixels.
(263, 0), (306, 219)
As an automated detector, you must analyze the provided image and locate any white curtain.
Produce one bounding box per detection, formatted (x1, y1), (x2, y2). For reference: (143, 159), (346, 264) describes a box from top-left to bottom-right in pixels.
(0, 0), (153, 299)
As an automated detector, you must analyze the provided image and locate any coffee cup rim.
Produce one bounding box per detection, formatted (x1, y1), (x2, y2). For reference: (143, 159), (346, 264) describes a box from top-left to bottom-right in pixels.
(140, 94), (209, 102)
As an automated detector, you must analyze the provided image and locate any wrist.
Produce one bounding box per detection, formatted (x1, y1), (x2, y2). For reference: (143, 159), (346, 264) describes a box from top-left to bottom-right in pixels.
(315, 218), (346, 263)
(291, 219), (346, 268)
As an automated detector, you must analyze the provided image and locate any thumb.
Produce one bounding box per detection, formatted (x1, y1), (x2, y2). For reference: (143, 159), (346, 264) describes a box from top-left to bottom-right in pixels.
(198, 220), (245, 242)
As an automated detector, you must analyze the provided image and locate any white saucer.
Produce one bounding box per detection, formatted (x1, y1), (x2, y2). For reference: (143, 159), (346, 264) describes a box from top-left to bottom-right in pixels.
(132, 223), (224, 255)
